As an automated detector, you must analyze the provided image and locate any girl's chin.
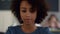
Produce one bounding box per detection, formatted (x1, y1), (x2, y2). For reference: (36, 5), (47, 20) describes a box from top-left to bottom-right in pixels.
(24, 22), (32, 25)
(25, 20), (32, 23)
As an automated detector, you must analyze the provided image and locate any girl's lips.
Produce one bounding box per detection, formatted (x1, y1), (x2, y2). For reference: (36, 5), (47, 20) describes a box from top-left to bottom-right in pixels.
(24, 18), (32, 21)
(25, 18), (31, 20)
(25, 19), (31, 20)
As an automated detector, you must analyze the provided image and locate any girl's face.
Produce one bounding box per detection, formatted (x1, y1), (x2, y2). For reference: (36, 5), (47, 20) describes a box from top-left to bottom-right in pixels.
(20, 1), (37, 25)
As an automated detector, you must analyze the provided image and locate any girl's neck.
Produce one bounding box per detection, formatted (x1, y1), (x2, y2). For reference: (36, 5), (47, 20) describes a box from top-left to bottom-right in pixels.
(21, 23), (37, 33)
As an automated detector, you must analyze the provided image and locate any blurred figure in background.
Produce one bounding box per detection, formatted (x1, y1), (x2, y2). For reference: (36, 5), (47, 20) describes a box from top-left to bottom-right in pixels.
(42, 14), (60, 28)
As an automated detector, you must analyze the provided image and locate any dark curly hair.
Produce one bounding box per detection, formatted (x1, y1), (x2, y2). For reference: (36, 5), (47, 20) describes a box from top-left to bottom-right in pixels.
(11, 0), (48, 24)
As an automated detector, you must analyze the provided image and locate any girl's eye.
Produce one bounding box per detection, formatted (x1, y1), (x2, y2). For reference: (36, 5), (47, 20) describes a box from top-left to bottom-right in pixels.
(30, 9), (36, 13)
(22, 9), (26, 13)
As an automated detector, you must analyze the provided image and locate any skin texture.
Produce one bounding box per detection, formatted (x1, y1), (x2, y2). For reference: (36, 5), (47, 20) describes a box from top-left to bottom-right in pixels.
(20, 1), (37, 33)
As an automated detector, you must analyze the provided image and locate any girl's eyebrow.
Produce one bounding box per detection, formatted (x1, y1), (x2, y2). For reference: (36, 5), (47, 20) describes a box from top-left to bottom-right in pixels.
(20, 7), (26, 9)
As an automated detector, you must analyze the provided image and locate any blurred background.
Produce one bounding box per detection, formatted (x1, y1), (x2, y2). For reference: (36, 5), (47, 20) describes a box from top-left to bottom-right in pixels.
(0, 0), (60, 34)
